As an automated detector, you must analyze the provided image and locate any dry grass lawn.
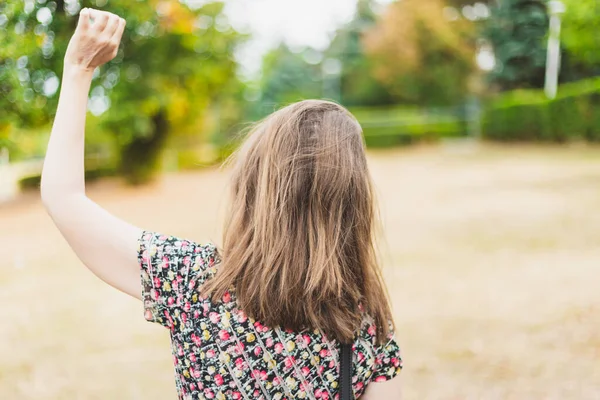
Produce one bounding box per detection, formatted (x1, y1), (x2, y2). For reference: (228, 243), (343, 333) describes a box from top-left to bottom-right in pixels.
(1, 144), (599, 399)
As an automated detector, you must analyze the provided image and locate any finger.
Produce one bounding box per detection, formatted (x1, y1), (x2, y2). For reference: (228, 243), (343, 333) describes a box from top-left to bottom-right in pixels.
(89, 9), (109, 31)
(77, 8), (90, 31)
(111, 18), (126, 44)
(104, 14), (120, 38)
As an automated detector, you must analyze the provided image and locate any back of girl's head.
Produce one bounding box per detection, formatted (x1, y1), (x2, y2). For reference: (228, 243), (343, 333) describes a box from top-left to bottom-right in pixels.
(203, 100), (392, 344)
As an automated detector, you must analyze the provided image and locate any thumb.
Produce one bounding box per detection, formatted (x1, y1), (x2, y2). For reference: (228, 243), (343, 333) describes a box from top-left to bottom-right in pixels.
(77, 8), (90, 31)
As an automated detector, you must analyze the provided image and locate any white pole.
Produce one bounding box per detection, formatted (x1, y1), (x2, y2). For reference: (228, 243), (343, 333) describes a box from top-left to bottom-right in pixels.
(544, 1), (566, 99)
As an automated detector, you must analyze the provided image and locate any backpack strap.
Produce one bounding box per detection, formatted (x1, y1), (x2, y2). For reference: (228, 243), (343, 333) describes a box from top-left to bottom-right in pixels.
(339, 342), (354, 400)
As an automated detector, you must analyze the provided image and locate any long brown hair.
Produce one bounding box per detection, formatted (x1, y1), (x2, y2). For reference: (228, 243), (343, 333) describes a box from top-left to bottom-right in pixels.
(202, 100), (393, 344)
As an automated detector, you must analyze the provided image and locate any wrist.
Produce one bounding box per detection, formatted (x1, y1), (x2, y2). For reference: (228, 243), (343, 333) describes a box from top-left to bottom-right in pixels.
(63, 63), (95, 81)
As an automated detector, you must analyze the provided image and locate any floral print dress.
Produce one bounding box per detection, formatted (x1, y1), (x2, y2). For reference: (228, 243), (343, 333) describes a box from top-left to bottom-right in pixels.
(138, 231), (402, 400)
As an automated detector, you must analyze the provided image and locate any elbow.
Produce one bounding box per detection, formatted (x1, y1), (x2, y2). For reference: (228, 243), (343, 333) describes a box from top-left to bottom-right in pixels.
(40, 179), (83, 213)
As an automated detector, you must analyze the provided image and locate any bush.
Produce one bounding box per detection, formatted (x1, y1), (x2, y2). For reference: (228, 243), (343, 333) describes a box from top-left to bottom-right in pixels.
(350, 106), (465, 148)
(483, 77), (600, 142)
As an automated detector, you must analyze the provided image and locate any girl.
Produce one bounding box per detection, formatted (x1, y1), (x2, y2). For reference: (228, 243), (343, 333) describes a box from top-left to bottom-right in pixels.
(42, 8), (402, 400)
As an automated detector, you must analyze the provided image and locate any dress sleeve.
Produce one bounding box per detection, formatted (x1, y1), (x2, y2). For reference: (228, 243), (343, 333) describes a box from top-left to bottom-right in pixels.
(371, 325), (403, 382)
(137, 231), (219, 329)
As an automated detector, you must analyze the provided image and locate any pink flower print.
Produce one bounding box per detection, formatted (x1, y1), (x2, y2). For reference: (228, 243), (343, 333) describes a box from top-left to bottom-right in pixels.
(374, 376), (387, 382)
(205, 349), (216, 358)
(368, 324), (376, 336)
(235, 342), (245, 354)
(172, 280), (179, 291)
(273, 376), (282, 386)
(189, 383), (196, 391)
(167, 297), (175, 306)
(237, 310), (247, 323)
(184, 302), (191, 312)
(183, 256), (191, 266)
(161, 256), (169, 269)
(315, 389), (324, 398)
(203, 303), (210, 315)
(218, 330), (230, 341)
(193, 368), (201, 378)
(178, 345), (184, 356)
(357, 352), (365, 362)
(204, 388), (215, 399)
(214, 374), (224, 386)
(159, 235), (168, 240)
(303, 335), (312, 346)
(259, 370), (268, 380)
(209, 312), (221, 324)
(318, 365), (324, 375)
(251, 370), (260, 379)
(153, 277), (161, 288)
(319, 349), (329, 358)
(265, 337), (274, 347)
(253, 347), (262, 356)
(356, 382), (364, 391)
(191, 333), (202, 346)
(189, 279), (196, 290)
(301, 366), (310, 376)
(284, 356), (295, 369)
(144, 309), (153, 320)
(235, 357), (245, 370)
(150, 289), (159, 301)
(194, 310), (200, 319)
(222, 291), (231, 303)
(181, 312), (187, 325)
(232, 392), (242, 399)
(190, 353), (197, 363)
(274, 342), (284, 354)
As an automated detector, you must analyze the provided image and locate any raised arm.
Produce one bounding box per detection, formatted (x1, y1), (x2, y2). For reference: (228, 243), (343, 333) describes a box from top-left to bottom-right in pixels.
(41, 9), (142, 299)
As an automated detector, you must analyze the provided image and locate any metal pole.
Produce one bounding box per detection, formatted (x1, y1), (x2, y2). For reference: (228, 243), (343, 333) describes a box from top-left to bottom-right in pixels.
(544, 1), (566, 99)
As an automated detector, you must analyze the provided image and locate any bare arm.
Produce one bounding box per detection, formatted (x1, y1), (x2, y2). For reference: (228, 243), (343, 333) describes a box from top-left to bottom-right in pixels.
(361, 375), (402, 400)
(41, 8), (142, 299)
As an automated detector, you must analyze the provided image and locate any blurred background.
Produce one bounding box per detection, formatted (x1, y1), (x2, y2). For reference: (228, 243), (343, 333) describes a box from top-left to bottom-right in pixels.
(1, 0), (599, 398)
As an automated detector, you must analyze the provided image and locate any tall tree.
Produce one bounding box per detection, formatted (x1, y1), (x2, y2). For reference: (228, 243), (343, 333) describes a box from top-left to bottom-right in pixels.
(0, 0), (244, 182)
(326, 0), (395, 107)
(364, 0), (476, 106)
(481, 0), (549, 90)
(560, 0), (600, 78)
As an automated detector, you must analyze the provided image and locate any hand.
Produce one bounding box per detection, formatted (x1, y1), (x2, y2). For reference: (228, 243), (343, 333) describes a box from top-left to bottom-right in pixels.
(64, 8), (126, 72)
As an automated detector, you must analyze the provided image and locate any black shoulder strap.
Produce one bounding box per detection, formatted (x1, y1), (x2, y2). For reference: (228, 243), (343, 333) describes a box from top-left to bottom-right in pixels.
(340, 342), (354, 400)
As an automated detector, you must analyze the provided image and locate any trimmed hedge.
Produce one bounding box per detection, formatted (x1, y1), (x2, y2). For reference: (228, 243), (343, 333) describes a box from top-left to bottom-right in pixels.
(483, 78), (600, 142)
(350, 106), (466, 148)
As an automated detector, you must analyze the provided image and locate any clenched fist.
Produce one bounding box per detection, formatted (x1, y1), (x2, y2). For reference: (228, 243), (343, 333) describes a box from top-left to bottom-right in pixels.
(64, 8), (126, 72)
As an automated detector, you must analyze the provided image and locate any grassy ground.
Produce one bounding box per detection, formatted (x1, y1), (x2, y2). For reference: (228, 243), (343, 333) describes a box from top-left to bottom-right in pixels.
(1, 144), (599, 399)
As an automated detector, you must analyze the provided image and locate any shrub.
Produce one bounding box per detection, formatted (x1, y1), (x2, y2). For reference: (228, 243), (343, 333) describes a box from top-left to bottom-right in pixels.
(483, 77), (600, 142)
(350, 106), (465, 148)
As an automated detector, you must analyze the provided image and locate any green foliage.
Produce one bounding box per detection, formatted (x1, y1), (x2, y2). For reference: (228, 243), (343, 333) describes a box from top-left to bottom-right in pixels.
(258, 45), (323, 108)
(0, 0), (245, 183)
(351, 106), (465, 147)
(482, 0), (549, 90)
(364, 0), (476, 106)
(561, 0), (600, 69)
(483, 78), (600, 142)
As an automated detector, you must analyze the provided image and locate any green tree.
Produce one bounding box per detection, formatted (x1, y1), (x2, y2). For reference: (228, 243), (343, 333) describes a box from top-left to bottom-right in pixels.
(258, 44), (323, 113)
(482, 0), (549, 90)
(0, 0), (244, 183)
(560, 0), (600, 74)
(364, 0), (476, 106)
(326, 0), (395, 107)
